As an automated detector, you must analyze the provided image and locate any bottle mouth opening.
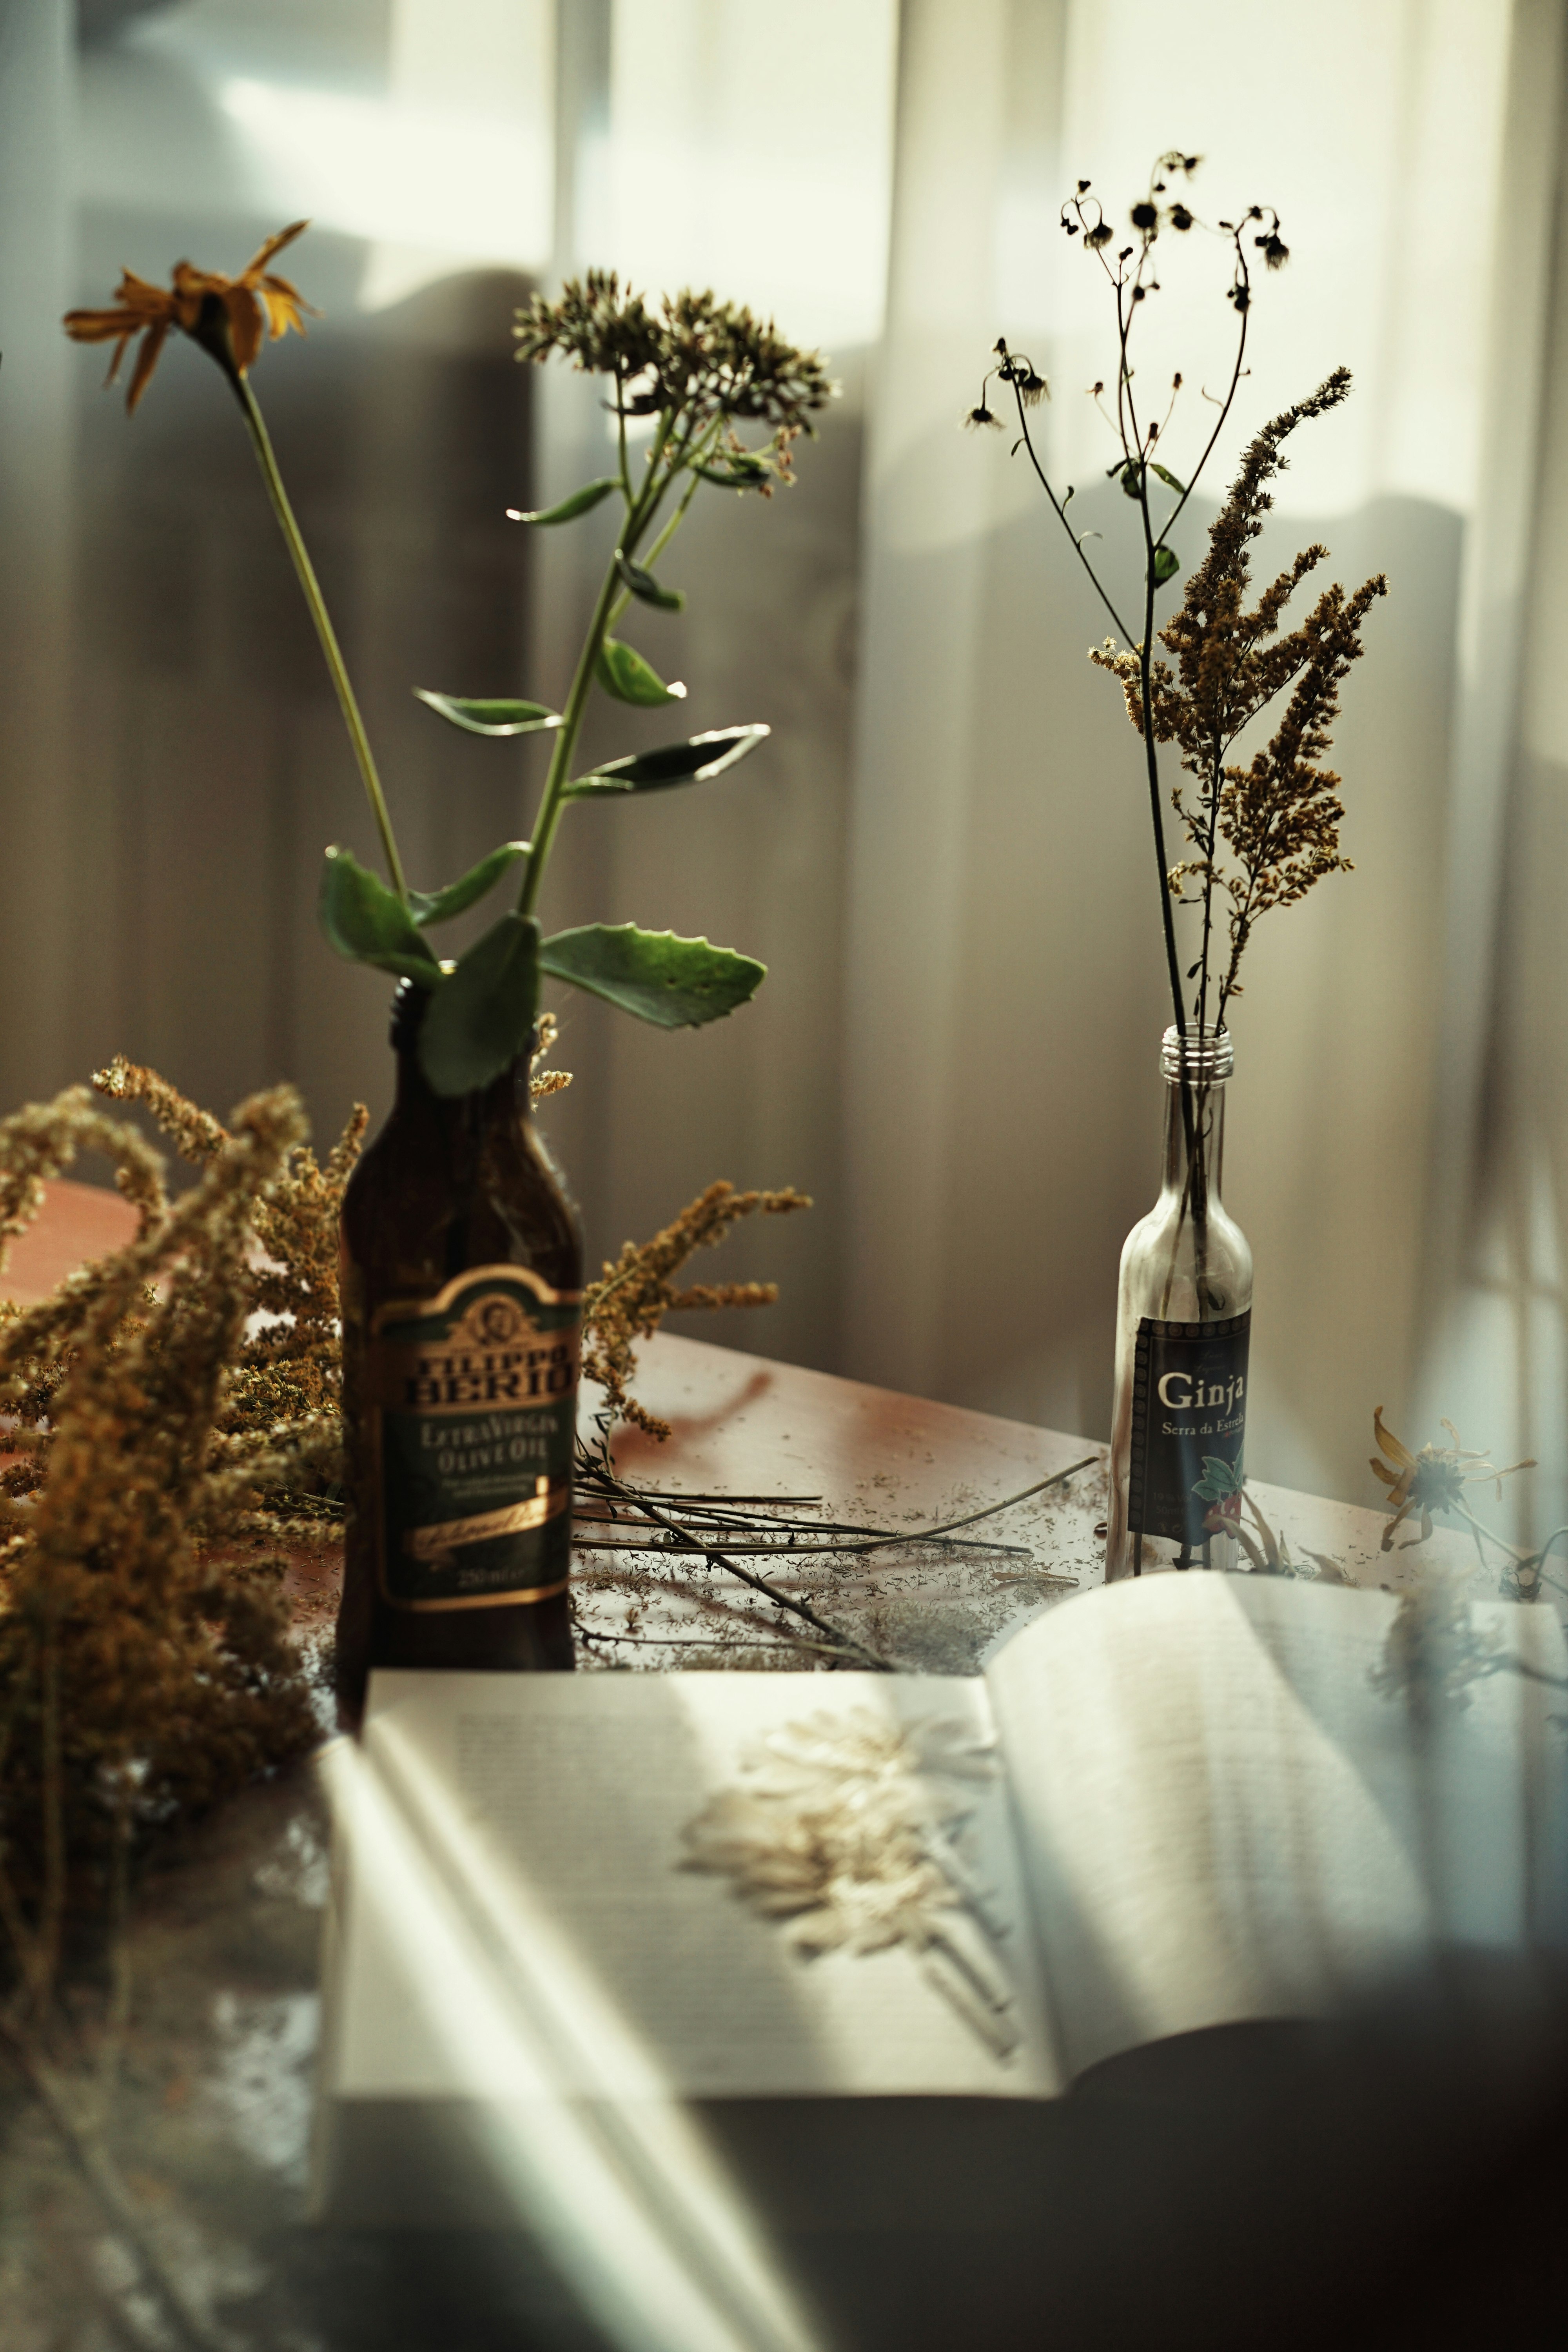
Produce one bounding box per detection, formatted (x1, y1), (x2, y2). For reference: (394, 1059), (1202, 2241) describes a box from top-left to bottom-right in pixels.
(1161, 1023), (1233, 1083)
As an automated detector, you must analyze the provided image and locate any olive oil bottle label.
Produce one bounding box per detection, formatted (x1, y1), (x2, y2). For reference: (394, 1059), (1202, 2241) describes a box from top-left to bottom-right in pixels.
(1127, 1310), (1250, 1553)
(369, 1264), (581, 1611)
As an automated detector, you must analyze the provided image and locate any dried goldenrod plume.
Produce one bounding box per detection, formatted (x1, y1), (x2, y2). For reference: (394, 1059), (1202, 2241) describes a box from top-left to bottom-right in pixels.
(1089, 372), (1388, 1029)
(0, 1076), (346, 2010)
(583, 1180), (811, 1437)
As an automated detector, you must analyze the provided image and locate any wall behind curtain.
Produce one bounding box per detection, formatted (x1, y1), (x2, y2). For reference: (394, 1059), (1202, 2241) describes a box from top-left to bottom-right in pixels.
(9, 0), (1568, 1541)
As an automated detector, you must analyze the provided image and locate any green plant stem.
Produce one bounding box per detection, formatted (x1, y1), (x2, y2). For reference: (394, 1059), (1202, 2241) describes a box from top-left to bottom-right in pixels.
(232, 376), (410, 904)
(517, 556), (624, 918)
(517, 407), (717, 921)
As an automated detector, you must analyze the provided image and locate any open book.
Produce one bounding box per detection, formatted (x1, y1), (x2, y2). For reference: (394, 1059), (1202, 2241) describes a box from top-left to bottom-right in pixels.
(315, 1573), (1568, 2121)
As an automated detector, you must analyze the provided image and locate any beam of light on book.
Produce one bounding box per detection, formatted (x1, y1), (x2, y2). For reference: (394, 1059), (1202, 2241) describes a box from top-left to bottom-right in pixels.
(317, 1732), (823, 2352)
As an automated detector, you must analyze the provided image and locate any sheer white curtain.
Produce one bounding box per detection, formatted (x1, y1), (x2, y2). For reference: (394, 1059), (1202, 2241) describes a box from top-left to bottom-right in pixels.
(843, 0), (1568, 1535)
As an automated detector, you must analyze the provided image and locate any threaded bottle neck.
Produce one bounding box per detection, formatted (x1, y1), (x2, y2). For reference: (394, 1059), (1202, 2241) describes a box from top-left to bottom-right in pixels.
(1160, 1022), (1233, 1085)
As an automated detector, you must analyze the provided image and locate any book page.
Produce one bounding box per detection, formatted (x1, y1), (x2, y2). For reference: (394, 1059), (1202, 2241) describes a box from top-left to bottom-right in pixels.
(325, 1669), (1063, 2102)
(985, 1575), (1568, 2083)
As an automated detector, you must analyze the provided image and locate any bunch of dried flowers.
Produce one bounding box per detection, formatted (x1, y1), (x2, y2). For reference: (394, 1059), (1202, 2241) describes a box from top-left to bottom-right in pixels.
(0, 1078), (334, 2012)
(971, 151), (1387, 1296)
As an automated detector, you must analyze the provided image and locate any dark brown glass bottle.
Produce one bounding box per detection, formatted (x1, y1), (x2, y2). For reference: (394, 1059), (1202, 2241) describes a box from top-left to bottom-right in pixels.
(335, 984), (581, 1716)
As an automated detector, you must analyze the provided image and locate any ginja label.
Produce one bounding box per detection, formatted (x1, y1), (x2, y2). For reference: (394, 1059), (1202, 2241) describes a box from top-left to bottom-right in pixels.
(1127, 1310), (1251, 1554)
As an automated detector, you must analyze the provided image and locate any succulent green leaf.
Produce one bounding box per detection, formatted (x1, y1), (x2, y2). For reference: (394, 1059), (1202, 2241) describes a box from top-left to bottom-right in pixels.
(1152, 544), (1180, 584)
(408, 841), (530, 928)
(539, 923), (764, 1027)
(565, 724), (770, 799)
(319, 845), (441, 983)
(595, 638), (688, 708)
(418, 913), (540, 1096)
(505, 477), (619, 525)
(1151, 463), (1187, 494)
(414, 690), (563, 738)
(614, 550), (686, 611)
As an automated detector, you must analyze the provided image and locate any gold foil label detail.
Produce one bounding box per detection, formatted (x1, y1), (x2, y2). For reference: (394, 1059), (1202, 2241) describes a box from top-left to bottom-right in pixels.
(401, 1478), (569, 1562)
(376, 1296), (580, 1419)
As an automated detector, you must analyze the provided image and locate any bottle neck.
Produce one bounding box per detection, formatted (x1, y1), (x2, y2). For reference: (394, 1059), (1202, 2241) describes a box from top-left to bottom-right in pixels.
(1160, 1073), (1226, 1205)
(389, 985), (532, 1133)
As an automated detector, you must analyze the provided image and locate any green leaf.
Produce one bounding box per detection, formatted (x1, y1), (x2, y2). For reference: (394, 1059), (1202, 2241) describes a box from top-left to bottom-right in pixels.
(1152, 544), (1180, 585)
(418, 913), (540, 1096)
(595, 639), (688, 708)
(565, 724), (770, 799)
(539, 923), (764, 1027)
(319, 846), (441, 984)
(1118, 461), (1143, 499)
(414, 690), (563, 738)
(1151, 462), (1187, 494)
(615, 550), (686, 611)
(505, 477), (619, 526)
(408, 841), (530, 928)
(693, 455), (773, 489)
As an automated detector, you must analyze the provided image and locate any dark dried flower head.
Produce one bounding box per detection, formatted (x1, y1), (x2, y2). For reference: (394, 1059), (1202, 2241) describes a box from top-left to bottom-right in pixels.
(1169, 203), (1195, 232)
(964, 403), (1002, 432)
(1131, 201), (1158, 231)
(514, 269), (835, 439)
(1084, 221), (1115, 249)
(994, 344), (1049, 408)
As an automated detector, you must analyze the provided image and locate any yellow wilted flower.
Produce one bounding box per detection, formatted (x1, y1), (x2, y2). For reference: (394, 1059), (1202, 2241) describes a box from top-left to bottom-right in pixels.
(1370, 1406), (1533, 1551)
(63, 221), (315, 412)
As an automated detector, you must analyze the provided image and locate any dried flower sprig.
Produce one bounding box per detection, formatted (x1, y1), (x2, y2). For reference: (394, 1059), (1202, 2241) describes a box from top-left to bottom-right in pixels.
(974, 151), (1384, 1296)
(977, 157), (1378, 1061)
(65, 235), (833, 1100)
(582, 1180), (812, 1437)
(1089, 374), (1388, 1032)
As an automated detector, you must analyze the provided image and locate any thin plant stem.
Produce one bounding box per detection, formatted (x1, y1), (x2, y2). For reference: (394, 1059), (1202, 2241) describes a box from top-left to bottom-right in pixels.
(516, 403), (726, 920)
(0, 2018), (227, 2352)
(1006, 390), (1131, 643)
(517, 408), (682, 918)
(232, 376), (410, 904)
(38, 1623), (63, 2016)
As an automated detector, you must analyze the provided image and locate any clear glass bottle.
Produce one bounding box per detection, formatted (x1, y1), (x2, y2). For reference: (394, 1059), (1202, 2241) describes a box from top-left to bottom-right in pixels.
(335, 984), (582, 1716)
(1105, 1024), (1253, 1580)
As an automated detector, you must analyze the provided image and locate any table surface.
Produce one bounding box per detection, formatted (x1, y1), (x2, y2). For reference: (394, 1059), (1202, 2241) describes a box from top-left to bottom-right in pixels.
(0, 1179), (1534, 2352)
